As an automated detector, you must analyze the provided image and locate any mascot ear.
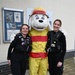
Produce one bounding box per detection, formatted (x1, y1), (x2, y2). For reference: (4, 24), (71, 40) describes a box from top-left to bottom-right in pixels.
(28, 17), (31, 30)
(48, 19), (52, 31)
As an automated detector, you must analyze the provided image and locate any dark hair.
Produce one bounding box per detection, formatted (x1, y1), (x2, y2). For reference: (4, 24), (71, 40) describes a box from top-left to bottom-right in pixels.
(20, 24), (30, 31)
(53, 19), (62, 26)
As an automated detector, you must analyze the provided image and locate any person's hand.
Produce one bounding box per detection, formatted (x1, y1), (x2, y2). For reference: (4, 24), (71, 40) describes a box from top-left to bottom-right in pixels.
(8, 60), (11, 66)
(57, 61), (62, 67)
(47, 48), (50, 53)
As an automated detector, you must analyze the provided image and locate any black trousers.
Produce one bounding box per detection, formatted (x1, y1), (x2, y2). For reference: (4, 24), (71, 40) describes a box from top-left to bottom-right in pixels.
(11, 52), (28, 75)
(48, 53), (63, 75)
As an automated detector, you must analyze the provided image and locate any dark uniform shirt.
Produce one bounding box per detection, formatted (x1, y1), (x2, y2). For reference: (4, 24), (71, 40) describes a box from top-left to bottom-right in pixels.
(45, 30), (66, 62)
(7, 33), (32, 60)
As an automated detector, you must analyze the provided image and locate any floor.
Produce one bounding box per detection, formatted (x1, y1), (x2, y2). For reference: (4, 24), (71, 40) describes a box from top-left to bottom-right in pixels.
(63, 57), (75, 75)
(8, 57), (75, 75)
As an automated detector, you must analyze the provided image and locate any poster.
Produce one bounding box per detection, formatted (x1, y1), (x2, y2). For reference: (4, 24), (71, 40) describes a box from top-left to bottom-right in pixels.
(2, 8), (24, 42)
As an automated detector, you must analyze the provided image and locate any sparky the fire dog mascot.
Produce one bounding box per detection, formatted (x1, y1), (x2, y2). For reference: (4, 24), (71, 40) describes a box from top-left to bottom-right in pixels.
(28, 7), (51, 75)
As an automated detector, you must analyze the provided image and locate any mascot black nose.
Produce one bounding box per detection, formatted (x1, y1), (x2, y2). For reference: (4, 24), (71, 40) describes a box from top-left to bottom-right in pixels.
(39, 20), (43, 23)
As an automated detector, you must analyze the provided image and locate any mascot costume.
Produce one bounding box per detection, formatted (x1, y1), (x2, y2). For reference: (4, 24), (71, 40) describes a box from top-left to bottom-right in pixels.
(28, 7), (51, 75)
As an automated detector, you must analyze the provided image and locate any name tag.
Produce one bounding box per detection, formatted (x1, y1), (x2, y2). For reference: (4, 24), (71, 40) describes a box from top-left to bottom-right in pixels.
(51, 44), (55, 47)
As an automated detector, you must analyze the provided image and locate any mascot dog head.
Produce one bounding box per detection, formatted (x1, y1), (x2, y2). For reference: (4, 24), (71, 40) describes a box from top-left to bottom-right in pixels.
(28, 7), (51, 31)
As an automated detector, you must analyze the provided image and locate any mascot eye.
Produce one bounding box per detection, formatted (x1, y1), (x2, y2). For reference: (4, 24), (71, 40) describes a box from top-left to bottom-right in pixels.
(36, 16), (39, 20)
(36, 17), (39, 19)
(41, 17), (44, 20)
(35, 15), (39, 20)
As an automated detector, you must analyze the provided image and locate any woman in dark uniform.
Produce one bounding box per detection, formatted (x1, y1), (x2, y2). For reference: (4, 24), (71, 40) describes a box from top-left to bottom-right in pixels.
(7, 24), (32, 75)
(45, 19), (66, 75)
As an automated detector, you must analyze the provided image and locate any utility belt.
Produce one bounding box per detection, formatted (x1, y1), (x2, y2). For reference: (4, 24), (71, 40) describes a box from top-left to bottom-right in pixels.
(47, 43), (61, 53)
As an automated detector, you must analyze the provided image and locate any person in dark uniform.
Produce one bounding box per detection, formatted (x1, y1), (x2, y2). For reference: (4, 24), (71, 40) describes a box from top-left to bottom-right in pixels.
(45, 19), (66, 75)
(7, 24), (32, 75)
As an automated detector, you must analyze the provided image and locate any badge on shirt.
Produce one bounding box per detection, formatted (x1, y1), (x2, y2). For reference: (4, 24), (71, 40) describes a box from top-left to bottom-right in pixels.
(54, 41), (56, 43)
(21, 38), (24, 41)
(51, 44), (55, 47)
(21, 42), (25, 45)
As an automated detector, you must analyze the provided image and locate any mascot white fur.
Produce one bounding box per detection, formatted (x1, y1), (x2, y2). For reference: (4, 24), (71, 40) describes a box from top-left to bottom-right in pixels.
(28, 7), (51, 75)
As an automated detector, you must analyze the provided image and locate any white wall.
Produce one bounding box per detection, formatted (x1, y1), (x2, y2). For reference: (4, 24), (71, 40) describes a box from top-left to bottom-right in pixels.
(0, 0), (75, 62)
